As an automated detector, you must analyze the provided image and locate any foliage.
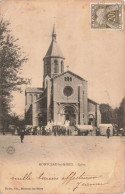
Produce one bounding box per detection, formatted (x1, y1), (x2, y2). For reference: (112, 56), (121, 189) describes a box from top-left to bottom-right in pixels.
(100, 97), (125, 128)
(114, 97), (125, 128)
(0, 18), (30, 129)
(100, 104), (113, 124)
(7, 114), (25, 127)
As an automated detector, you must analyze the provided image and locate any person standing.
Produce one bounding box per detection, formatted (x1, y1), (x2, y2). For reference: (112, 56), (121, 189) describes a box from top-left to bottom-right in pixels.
(78, 128), (80, 136)
(53, 126), (57, 136)
(20, 125), (25, 143)
(37, 126), (40, 135)
(106, 127), (110, 138)
(68, 120), (70, 135)
(96, 128), (100, 136)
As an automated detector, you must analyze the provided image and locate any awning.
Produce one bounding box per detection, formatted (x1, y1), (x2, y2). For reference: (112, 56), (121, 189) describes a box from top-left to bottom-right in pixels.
(76, 125), (93, 131)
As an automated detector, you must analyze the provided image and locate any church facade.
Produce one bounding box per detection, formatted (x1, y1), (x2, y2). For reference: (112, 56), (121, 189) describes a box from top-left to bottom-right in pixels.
(25, 25), (101, 127)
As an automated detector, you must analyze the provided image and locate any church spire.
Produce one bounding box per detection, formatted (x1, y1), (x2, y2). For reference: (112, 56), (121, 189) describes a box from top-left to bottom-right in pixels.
(43, 24), (65, 86)
(52, 24), (56, 41)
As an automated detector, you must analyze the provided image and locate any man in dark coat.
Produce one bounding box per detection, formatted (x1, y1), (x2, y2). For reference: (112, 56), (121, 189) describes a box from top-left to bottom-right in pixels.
(106, 127), (110, 138)
(20, 126), (25, 143)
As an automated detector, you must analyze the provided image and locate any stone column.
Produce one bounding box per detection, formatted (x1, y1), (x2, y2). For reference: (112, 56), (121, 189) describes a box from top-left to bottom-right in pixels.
(97, 104), (101, 126)
(79, 85), (84, 125)
(53, 82), (57, 124)
(32, 102), (38, 126)
(76, 113), (78, 125)
(47, 79), (52, 123)
(83, 81), (88, 124)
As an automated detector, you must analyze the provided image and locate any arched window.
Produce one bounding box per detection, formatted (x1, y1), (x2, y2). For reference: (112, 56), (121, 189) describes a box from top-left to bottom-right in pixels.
(70, 77), (72, 81)
(47, 61), (50, 73)
(30, 94), (33, 103)
(61, 61), (64, 73)
(67, 77), (69, 81)
(54, 60), (59, 73)
(44, 63), (47, 73)
(64, 77), (72, 81)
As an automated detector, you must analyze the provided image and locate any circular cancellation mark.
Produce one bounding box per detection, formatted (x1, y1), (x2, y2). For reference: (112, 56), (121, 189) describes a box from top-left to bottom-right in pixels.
(6, 146), (15, 155)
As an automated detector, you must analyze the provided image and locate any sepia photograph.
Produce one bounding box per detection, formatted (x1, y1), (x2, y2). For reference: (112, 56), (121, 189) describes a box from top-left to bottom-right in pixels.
(0, 0), (125, 193)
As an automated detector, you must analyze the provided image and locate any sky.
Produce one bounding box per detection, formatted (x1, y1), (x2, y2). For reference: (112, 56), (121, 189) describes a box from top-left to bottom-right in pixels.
(0, 0), (125, 116)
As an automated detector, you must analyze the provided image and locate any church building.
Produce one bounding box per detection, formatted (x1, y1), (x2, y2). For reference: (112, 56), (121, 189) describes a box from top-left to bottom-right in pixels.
(25, 25), (101, 127)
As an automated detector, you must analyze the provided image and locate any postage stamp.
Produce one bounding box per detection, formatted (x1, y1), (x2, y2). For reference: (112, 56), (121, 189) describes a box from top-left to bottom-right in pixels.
(90, 3), (123, 29)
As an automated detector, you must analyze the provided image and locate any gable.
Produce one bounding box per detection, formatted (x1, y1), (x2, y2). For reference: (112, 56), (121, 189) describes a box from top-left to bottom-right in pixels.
(53, 70), (87, 82)
(53, 71), (88, 103)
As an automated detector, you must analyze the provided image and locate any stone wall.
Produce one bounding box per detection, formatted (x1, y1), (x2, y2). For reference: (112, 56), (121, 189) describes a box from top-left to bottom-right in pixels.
(53, 72), (88, 125)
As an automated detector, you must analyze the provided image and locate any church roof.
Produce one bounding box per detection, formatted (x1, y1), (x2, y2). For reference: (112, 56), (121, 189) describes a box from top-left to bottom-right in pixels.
(52, 70), (87, 82)
(44, 25), (65, 59)
(88, 98), (99, 105)
(25, 87), (43, 93)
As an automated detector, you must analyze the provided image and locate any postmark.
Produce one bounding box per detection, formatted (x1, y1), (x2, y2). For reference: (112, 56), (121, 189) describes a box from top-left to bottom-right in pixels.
(90, 3), (123, 29)
(6, 146), (15, 155)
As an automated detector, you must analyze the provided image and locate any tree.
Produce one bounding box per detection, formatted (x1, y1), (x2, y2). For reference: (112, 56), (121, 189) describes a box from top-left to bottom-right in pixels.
(7, 114), (25, 128)
(114, 97), (125, 128)
(100, 104), (116, 124)
(0, 18), (30, 130)
(100, 98), (125, 129)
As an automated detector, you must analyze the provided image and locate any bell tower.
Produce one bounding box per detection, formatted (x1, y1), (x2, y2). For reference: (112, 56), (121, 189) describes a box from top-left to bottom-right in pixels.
(43, 25), (65, 88)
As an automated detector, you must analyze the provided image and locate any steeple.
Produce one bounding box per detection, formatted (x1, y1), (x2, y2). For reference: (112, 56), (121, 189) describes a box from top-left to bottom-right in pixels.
(44, 25), (64, 59)
(43, 25), (65, 88)
(52, 24), (56, 41)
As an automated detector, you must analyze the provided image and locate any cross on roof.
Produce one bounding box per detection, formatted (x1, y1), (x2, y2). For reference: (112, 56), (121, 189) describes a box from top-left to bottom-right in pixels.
(66, 65), (69, 71)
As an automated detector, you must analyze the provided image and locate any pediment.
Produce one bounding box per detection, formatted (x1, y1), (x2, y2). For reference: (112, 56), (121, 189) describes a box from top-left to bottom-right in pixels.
(53, 70), (86, 82)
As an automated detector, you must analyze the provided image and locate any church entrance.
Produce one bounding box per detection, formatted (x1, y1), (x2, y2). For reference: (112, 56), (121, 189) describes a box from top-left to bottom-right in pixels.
(63, 106), (76, 126)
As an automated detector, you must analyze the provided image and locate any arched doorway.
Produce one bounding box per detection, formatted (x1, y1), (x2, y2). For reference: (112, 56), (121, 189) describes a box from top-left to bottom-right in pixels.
(60, 105), (77, 126)
(88, 114), (95, 126)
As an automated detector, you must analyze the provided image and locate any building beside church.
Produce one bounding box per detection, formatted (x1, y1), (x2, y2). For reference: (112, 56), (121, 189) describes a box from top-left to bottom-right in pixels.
(25, 25), (101, 127)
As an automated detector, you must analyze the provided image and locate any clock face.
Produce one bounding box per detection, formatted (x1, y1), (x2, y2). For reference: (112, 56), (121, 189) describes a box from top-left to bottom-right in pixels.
(63, 86), (73, 97)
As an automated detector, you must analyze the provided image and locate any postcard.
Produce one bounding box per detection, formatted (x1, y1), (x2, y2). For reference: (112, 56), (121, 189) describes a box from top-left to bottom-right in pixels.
(0, 0), (125, 193)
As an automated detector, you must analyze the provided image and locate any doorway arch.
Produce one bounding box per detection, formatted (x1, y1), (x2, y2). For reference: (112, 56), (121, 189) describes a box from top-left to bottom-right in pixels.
(59, 104), (78, 126)
(88, 113), (95, 125)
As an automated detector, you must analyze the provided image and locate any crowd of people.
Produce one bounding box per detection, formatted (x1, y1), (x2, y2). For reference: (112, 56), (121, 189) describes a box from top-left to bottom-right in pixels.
(18, 120), (72, 143)
(1, 120), (124, 143)
(25, 120), (71, 136)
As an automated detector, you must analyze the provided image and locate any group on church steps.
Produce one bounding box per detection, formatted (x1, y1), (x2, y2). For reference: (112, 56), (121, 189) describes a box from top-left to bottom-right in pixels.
(25, 122), (94, 136)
